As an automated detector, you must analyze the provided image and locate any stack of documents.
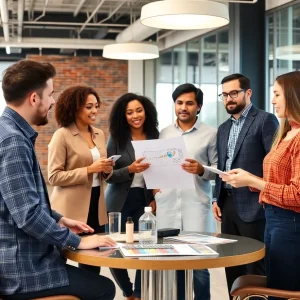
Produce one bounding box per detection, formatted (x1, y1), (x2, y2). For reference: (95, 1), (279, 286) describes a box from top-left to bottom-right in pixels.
(164, 234), (237, 245)
(119, 244), (219, 257)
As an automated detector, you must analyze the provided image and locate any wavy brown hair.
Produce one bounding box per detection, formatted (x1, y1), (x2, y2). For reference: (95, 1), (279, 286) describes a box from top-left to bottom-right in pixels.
(272, 71), (300, 148)
(55, 86), (101, 127)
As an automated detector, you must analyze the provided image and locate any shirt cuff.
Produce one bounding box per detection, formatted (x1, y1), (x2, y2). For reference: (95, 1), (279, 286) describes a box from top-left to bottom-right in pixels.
(63, 232), (81, 251)
(52, 210), (63, 222)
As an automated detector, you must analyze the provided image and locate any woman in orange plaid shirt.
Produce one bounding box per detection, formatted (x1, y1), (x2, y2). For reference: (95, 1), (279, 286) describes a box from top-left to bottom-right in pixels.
(221, 71), (300, 298)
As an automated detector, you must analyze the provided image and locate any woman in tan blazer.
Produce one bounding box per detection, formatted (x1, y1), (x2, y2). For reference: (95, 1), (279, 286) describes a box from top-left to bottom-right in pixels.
(48, 86), (113, 274)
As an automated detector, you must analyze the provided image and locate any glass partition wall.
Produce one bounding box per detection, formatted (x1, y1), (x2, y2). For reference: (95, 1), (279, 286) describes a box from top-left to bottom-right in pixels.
(266, 1), (300, 113)
(153, 28), (230, 130)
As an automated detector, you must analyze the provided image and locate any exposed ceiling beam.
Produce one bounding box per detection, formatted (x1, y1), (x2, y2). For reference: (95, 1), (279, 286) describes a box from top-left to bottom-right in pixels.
(98, 0), (126, 24)
(28, 0), (35, 20)
(0, 0), (10, 54)
(0, 37), (116, 50)
(18, 0), (24, 42)
(79, 0), (106, 34)
(23, 25), (122, 33)
(116, 18), (159, 43)
(74, 0), (86, 17)
(33, 0), (48, 22)
(0, 0), (9, 42)
(20, 20), (128, 28)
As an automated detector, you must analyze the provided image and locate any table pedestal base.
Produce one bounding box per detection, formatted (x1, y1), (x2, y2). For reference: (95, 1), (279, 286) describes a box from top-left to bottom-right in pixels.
(141, 270), (194, 300)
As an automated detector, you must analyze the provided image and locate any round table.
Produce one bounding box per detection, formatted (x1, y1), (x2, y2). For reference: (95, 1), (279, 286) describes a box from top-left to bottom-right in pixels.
(64, 233), (265, 300)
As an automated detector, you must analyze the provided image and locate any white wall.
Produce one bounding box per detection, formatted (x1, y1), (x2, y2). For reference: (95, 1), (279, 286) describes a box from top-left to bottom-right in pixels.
(128, 60), (144, 95)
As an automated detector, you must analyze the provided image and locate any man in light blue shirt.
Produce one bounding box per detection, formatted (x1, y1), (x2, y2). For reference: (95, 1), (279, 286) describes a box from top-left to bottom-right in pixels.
(155, 83), (217, 300)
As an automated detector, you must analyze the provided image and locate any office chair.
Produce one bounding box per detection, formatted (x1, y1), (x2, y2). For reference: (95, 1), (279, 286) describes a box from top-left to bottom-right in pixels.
(231, 275), (300, 300)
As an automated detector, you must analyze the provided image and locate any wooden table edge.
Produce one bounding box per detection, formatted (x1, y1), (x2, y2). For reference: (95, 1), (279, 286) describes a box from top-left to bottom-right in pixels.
(64, 246), (265, 270)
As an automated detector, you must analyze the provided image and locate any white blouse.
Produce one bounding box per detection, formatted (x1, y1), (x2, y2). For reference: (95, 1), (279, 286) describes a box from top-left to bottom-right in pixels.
(90, 146), (101, 187)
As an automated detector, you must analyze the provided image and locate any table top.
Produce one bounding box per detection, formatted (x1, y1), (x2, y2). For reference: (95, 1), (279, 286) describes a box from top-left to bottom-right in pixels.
(63, 232), (265, 270)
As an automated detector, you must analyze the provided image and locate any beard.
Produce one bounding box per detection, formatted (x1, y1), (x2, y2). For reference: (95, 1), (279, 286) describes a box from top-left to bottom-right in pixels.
(225, 95), (247, 115)
(34, 104), (53, 126)
(34, 115), (49, 126)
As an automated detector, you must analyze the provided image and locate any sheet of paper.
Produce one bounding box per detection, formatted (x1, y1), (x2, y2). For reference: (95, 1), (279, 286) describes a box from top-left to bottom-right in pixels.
(164, 234), (237, 245)
(131, 136), (194, 189)
(203, 165), (227, 176)
(98, 242), (124, 250)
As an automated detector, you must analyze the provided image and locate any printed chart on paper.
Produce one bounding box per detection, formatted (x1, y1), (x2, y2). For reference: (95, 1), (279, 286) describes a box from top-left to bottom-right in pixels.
(132, 136), (194, 189)
(143, 148), (184, 166)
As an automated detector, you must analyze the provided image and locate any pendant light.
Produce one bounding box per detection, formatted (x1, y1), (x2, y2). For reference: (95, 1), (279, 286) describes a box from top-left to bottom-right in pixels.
(140, 0), (229, 30)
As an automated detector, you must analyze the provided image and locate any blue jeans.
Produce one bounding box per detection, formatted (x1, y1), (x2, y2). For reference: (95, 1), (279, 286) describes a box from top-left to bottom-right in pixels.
(177, 269), (210, 300)
(264, 205), (300, 300)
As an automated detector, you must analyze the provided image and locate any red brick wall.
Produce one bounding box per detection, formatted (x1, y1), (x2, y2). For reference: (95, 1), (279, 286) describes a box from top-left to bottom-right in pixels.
(27, 55), (128, 180)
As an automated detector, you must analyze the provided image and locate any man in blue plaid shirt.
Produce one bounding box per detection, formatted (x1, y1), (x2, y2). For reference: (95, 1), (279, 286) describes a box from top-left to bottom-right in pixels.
(0, 60), (116, 300)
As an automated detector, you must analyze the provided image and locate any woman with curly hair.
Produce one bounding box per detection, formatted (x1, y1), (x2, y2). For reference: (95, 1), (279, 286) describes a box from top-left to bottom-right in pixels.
(48, 86), (113, 274)
(105, 93), (159, 300)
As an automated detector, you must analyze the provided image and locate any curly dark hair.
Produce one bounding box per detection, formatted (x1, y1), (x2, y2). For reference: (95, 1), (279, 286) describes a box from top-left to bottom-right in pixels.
(55, 86), (100, 127)
(109, 93), (159, 149)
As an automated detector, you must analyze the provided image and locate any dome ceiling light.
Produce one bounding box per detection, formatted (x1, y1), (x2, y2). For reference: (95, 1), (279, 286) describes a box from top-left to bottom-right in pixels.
(102, 43), (159, 60)
(140, 0), (230, 30)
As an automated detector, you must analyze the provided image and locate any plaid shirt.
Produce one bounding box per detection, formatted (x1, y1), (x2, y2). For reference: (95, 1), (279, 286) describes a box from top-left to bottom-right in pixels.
(0, 107), (80, 296)
(224, 103), (252, 188)
(225, 103), (252, 170)
(260, 132), (300, 212)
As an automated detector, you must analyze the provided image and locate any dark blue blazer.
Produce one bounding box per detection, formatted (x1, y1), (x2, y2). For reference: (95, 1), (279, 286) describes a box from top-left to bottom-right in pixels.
(214, 105), (279, 222)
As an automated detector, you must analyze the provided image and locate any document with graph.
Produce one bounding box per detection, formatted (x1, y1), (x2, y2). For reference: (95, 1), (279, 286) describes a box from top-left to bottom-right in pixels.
(131, 136), (194, 189)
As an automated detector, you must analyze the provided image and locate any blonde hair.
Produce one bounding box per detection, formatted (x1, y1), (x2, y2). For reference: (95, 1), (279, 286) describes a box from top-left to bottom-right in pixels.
(272, 71), (300, 148)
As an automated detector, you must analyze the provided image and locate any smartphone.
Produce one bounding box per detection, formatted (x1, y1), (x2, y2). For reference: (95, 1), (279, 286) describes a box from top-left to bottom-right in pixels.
(108, 155), (121, 163)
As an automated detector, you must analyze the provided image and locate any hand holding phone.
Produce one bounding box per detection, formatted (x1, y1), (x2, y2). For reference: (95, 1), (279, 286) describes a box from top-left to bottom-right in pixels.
(108, 155), (121, 163)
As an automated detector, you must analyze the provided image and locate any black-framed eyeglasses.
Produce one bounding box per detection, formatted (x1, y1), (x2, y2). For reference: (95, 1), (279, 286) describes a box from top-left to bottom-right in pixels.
(218, 89), (245, 101)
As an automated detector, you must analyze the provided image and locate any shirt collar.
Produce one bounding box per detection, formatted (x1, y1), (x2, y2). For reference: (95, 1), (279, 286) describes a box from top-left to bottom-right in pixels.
(230, 103), (253, 122)
(2, 107), (38, 141)
(174, 117), (201, 133)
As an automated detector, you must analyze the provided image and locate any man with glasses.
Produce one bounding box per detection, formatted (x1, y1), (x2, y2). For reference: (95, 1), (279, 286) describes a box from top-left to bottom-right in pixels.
(212, 73), (278, 298)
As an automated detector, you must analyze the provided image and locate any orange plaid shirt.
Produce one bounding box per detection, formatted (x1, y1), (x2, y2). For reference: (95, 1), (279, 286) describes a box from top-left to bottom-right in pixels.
(259, 131), (300, 212)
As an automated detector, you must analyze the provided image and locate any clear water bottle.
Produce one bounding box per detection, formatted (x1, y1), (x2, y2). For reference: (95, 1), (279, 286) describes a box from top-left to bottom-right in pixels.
(138, 207), (157, 244)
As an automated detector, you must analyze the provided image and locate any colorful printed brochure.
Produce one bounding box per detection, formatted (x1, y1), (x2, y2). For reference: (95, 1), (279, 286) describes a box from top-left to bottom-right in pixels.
(119, 244), (219, 257)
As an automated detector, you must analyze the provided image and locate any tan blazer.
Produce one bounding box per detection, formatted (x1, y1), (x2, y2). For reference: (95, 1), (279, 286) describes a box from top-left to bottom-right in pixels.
(48, 123), (111, 225)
